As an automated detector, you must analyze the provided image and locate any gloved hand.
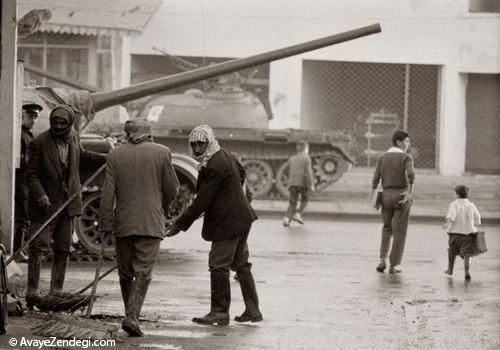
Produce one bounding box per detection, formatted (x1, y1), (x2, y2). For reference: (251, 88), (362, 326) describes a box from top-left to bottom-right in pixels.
(165, 222), (181, 238)
(38, 195), (51, 208)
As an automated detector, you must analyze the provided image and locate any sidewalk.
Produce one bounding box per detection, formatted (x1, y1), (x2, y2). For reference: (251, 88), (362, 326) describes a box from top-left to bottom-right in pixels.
(253, 169), (500, 222)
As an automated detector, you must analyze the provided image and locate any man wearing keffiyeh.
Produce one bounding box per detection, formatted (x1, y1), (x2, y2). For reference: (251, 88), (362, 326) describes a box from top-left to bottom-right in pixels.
(26, 105), (106, 309)
(167, 124), (263, 326)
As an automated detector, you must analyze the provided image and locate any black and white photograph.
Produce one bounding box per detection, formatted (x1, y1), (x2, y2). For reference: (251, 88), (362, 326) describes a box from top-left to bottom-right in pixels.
(0, 0), (499, 349)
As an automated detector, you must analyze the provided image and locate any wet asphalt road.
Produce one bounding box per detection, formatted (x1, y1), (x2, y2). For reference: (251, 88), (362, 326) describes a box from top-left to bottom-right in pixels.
(4, 215), (500, 349)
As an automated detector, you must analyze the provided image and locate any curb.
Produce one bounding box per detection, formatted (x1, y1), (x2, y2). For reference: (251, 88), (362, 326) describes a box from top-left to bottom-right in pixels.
(252, 200), (500, 224)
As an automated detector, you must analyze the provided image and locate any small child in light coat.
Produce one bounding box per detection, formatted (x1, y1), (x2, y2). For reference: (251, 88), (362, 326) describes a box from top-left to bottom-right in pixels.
(442, 185), (481, 280)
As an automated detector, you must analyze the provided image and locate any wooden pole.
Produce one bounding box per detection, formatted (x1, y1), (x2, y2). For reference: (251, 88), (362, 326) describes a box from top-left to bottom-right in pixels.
(0, 0), (18, 252)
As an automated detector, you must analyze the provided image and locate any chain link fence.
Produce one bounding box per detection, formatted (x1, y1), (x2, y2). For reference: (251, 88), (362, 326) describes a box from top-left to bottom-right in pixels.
(301, 60), (438, 169)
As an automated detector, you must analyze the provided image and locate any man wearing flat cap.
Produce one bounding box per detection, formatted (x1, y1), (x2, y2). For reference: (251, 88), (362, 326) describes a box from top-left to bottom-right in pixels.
(25, 105), (106, 307)
(100, 118), (179, 336)
(13, 101), (43, 263)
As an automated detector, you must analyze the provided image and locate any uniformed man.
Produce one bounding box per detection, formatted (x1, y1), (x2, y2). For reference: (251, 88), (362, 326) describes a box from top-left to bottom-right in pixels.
(13, 101), (43, 263)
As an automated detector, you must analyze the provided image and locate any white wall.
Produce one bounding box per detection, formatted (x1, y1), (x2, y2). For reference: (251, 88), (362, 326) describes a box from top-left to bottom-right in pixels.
(130, 0), (500, 174)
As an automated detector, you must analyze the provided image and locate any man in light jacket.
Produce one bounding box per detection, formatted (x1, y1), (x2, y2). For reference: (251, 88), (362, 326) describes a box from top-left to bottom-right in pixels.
(283, 140), (315, 226)
(100, 119), (179, 336)
(372, 130), (415, 274)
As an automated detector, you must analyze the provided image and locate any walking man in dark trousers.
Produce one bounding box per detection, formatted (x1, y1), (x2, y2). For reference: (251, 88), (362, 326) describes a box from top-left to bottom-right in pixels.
(283, 140), (315, 226)
(26, 105), (106, 307)
(100, 119), (179, 336)
(14, 101), (43, 263)
(167, 124), (263, 326)
(372, 130), (415, 274)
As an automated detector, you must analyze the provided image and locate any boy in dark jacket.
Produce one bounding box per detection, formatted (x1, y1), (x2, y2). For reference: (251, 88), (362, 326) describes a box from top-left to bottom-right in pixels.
(167, 124), (263, 326)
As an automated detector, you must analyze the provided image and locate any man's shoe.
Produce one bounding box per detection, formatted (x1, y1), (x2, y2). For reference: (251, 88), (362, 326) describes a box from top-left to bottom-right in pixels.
(388, 265), (402, 274)
(291, 213), (304, 224)
(234, 308), (263, 323)
(283, 217), (290, 227)
(465, 273), (471, 280)
(122, 318), (143, 337)
(192, 311), (229, 326)
(376, 263), (386, 273)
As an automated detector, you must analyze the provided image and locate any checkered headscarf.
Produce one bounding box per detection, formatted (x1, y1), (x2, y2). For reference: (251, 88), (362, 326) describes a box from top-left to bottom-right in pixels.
(189, 124), (220, 169)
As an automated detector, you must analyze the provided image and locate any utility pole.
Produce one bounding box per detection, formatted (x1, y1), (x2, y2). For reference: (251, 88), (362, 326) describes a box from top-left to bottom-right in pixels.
(0, 0), (18, 252)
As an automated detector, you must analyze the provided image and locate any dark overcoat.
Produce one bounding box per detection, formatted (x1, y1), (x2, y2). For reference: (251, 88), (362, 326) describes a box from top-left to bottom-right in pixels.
(176, 148), (257, 242)
(27, 130), (106, 222)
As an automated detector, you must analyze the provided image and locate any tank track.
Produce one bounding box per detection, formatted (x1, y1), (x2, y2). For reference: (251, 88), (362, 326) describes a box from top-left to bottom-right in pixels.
(242, 151), (351, 199)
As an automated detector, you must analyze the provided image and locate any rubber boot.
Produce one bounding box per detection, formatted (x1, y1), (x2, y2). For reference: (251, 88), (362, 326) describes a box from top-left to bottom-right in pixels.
(122, 275), (151, 337)
(119, 278), (133, 310)
(49, 252), (69, 294)
(192, 272), (230, 326)
(234, 270), (263, 323)
(26, 253), (42, 309)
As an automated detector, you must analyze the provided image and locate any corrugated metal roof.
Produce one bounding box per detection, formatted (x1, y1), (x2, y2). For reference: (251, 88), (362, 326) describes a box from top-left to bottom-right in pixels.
(18, 0), (161, 36)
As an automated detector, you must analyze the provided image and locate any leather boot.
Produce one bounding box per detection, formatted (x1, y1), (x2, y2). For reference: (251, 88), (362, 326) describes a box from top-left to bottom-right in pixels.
(122, 275), (151, 337)
(234, 270), (263, 323)
(26, 253), (42, 309)
(119, 278), (133, 310)
(49, 252), (69, 294)
(192, 272), (230, 326)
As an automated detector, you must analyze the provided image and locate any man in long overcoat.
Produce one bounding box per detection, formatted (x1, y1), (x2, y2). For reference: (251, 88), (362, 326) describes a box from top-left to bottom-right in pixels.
(26, 105), (106, 306)
(100, 118), (179, 336)
(168, 124), (263, 326)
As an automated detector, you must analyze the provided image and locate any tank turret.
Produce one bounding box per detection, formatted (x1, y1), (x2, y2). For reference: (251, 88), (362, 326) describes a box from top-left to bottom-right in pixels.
(22, 24), (381, 257)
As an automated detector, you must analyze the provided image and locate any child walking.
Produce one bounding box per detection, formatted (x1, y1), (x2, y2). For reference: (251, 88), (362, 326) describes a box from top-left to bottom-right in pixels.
(443, 185), (481, 280)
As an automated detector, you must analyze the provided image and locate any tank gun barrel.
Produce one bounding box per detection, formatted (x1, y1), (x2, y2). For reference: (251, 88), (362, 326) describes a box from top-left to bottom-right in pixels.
(91, 23), (381, 112)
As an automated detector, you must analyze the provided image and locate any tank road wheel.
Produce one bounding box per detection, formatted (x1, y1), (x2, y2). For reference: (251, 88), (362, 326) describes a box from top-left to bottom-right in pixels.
(312, 153), (352, 189)
(165, 184), (193, 228)
(242, 159), (274, 199)
(275, 162), (291, 198)
(76, 192), (116, 256)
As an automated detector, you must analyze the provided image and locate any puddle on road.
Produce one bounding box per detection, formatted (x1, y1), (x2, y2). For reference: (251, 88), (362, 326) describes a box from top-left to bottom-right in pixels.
(146, 329), (211, 338)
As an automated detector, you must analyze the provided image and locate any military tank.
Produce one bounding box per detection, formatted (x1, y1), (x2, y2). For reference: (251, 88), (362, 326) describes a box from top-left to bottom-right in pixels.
(134, 88), (355, 198)
(22, 23), (381, 257)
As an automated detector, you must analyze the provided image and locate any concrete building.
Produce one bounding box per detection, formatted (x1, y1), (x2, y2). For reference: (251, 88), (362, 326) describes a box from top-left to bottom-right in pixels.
(130, 0), (500, 175)
(18, 0), (160, 128)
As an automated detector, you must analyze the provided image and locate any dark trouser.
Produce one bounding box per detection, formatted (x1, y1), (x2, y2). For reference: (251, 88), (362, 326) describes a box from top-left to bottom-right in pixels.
(116, 235), (161, 324)
(208, 228), (255, 313)
(115, 235), (161, 281)
(26, 211), (74, 295)
(379, 188), (412, 266)
(27, 211), (73, 254)
(286, 186), (309, 218)
(13, 178), (29, 253)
